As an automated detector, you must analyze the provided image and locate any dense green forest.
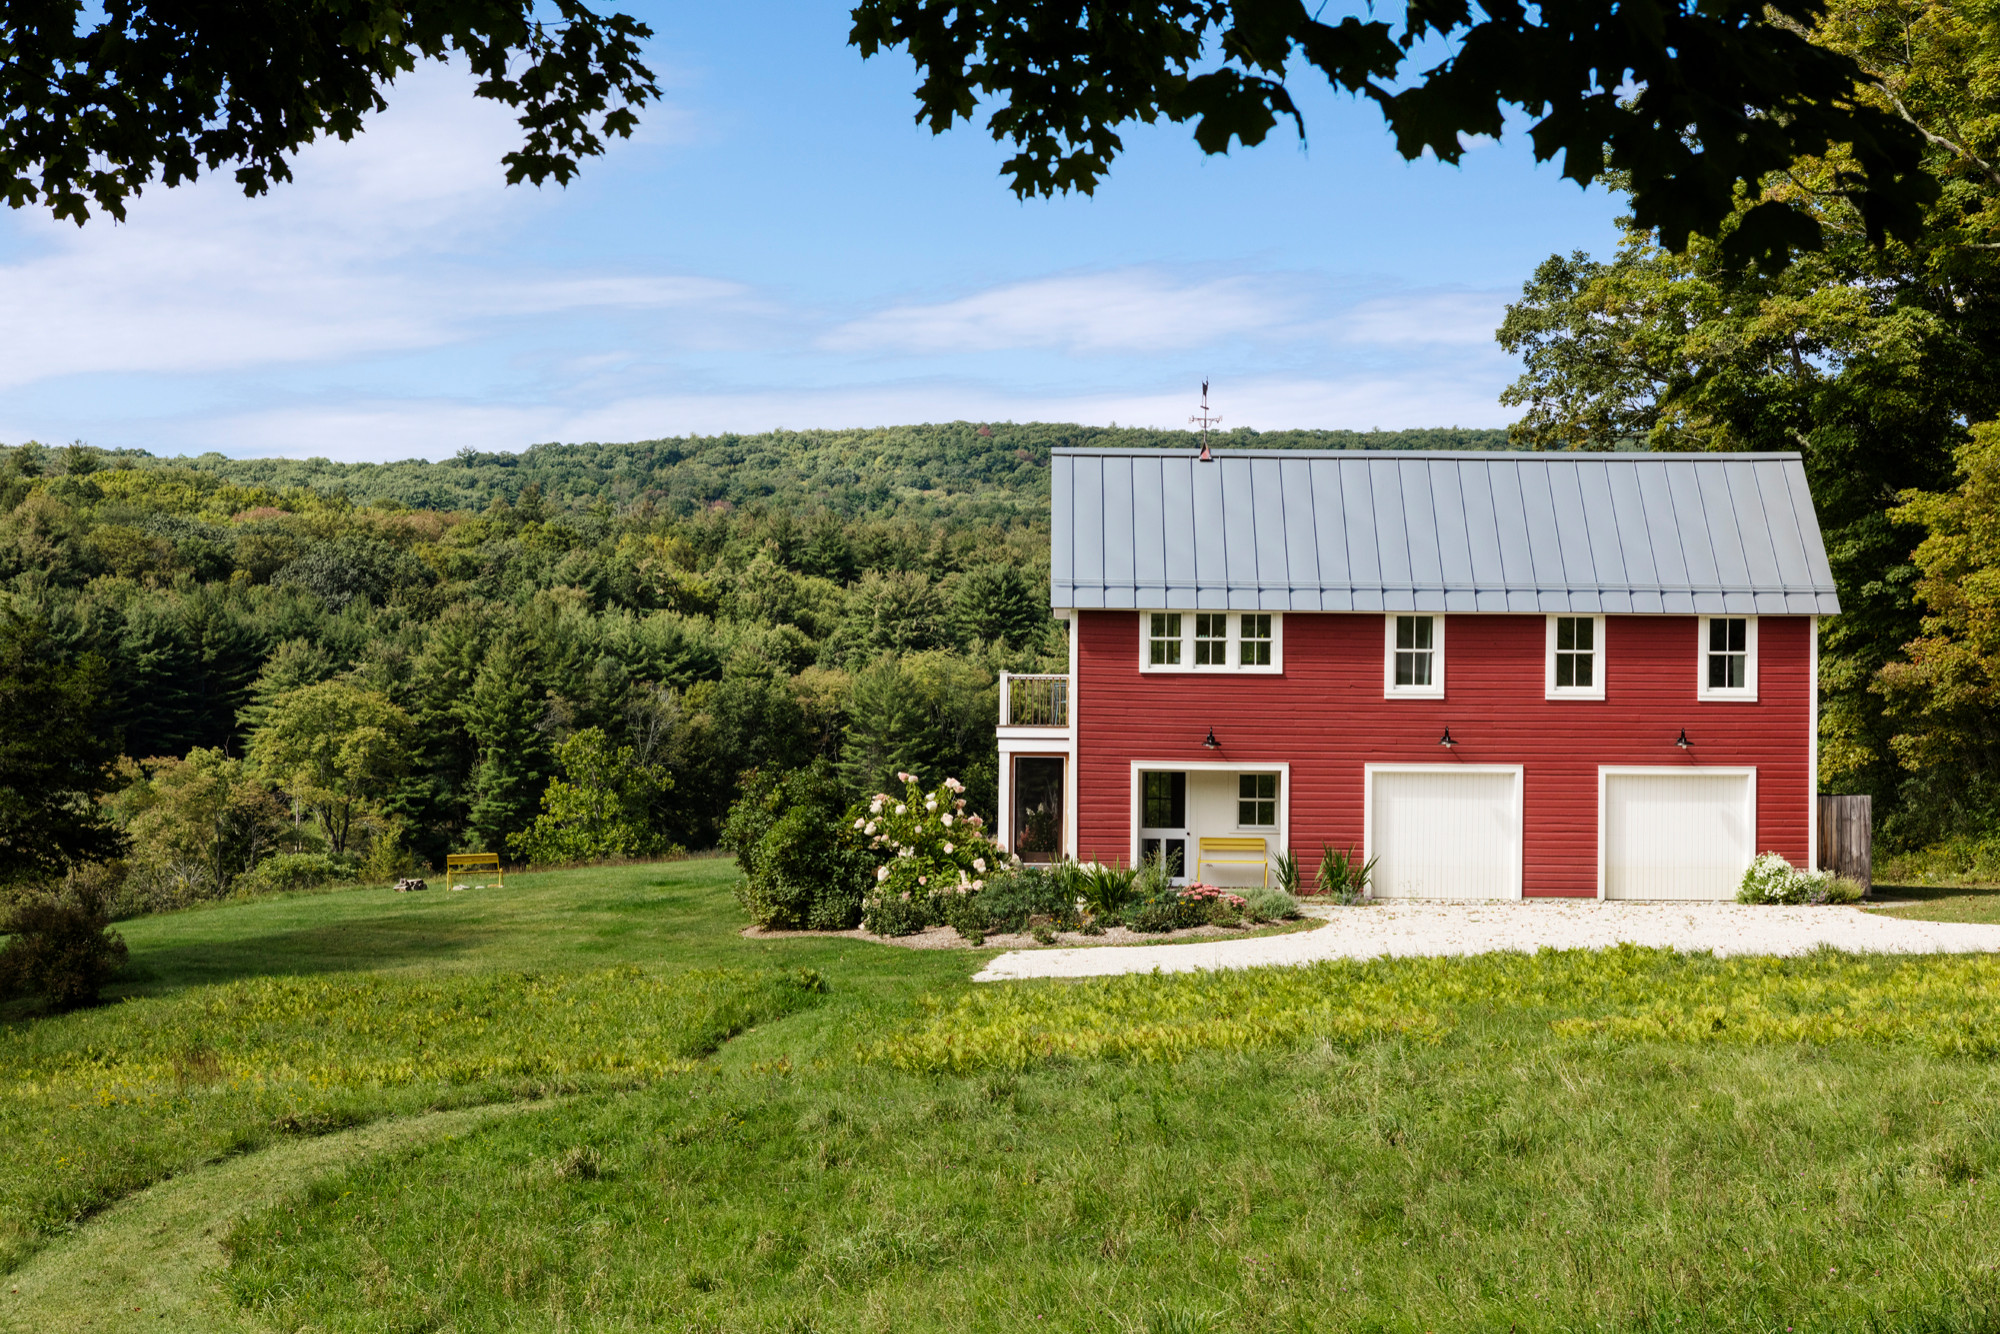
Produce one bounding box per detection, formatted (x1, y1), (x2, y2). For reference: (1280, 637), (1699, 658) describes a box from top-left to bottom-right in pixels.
(0, 423), (1511, 915)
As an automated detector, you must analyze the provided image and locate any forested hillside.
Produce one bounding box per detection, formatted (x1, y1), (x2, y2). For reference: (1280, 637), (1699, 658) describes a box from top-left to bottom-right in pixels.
(0, 423), (1510, 913)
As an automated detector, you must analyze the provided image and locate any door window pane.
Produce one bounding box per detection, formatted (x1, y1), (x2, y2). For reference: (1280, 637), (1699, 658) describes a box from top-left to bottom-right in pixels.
(1237, 772), (1278, 827)
(1555, 616), (1595, 689)
(1142, 771), (1186, 828)
(1194, 612), (1227, 665)
(1240, 613), (1272, 665)
(1707, 618), (1748, 689)
(1149, 612), (1182, 665)
(1139, 837), (1185, 879)
(1394, 615), (1434, 687)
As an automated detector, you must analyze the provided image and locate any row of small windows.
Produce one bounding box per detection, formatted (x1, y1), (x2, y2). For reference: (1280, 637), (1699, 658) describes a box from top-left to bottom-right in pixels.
(1140, 611), (1761, 701)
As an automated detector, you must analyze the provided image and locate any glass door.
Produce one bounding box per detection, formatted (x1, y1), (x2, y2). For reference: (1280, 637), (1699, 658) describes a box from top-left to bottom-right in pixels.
(1138, 770), (1189, 883)
(1012, 756), (1066, 862)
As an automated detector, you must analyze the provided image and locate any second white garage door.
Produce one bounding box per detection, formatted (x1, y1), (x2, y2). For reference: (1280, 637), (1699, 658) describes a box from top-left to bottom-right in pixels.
(1601, 769), (1755, 900)
(1368, 766), (1522, 900)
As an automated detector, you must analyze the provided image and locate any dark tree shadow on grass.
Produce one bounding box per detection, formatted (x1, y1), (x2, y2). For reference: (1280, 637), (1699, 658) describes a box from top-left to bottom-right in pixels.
(102, 920), (500, 998)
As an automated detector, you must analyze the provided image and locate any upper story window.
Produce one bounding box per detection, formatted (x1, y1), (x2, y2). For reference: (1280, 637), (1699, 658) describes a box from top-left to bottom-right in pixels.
(1139, 612), (1283, 673)
(1240, 614), (1273, 666)
(1384, 614), (1444, 698)
(1698, 615), (1758, 701)
(1546, 614), (1606, 700)
(1238, 772), (1278, 828)
(1194, 613), (1228, 665)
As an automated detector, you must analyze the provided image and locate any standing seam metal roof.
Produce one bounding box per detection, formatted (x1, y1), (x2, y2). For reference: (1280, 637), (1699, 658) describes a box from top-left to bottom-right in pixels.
(1049, 449), (1840, 616)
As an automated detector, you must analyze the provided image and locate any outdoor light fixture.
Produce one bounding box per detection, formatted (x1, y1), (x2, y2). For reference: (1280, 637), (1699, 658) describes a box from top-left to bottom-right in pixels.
(1203, 727), (1220, 750)
(1438, 726), (1457, 748)
(1675, 728), (1693, 750)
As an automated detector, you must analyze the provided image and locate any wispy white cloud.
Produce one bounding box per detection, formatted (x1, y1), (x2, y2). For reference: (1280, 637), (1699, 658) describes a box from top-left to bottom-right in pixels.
(823, 271), (1299, 355)
(1334, 290), (1511, 346)
(0, 67), (736, 390)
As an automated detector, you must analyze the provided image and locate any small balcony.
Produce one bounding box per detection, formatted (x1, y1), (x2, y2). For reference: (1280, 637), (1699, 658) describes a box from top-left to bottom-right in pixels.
(999, 672), (1070, 729)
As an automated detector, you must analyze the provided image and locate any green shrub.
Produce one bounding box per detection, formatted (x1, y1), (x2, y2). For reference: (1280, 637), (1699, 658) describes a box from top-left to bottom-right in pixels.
(233, 852), (357, 897)
(973, 865), (1080, 934)
(723, 763), (872, 931)
(1076, 861), (1139, 918)
(1316, 843), (1377, 904)
(1240, 886), (1300, 922)
(1270, 848), (1302, 897)
(0, 892), (128, 1009)
(1737, 852), (1842, 904)
(856, 773), (1002, 935)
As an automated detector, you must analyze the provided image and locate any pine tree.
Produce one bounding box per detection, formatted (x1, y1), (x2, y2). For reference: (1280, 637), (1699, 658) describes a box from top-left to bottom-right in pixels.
(462, 641), (547, 856)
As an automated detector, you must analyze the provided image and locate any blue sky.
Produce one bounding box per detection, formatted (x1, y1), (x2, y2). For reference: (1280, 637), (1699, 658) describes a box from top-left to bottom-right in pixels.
(0, 3), (1627, 462)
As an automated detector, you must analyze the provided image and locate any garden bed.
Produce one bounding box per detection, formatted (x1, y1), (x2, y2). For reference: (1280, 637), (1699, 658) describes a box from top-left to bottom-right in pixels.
(741, 913), (1326, 951)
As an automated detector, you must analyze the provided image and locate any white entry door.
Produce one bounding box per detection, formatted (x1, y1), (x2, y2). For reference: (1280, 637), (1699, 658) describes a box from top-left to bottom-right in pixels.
(1601, 769), (1755, 900)
(1367, 767), (1522, 900)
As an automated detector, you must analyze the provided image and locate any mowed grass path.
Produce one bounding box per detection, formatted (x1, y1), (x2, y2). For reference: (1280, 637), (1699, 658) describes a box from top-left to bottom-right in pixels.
(0, 859), (973, 1275)
(16, 865), (2000, 1333)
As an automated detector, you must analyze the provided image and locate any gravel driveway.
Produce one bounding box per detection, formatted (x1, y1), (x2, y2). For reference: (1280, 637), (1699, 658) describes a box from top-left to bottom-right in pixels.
(972, 900), (2000, 982)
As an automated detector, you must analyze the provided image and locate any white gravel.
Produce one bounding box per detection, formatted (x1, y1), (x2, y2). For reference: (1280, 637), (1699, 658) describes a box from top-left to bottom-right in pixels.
(972, 900), (2000, 982)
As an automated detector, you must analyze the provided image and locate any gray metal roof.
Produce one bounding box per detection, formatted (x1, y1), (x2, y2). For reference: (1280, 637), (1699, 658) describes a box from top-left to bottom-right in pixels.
(1050, 449), (1840, 615)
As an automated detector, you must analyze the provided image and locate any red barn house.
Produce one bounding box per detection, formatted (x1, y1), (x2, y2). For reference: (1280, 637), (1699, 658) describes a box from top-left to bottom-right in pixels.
(994, 448), (1840, 900)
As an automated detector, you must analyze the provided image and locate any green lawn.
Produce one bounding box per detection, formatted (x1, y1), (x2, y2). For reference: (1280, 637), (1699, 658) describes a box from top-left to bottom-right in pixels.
(1869, 882), (2000, 925)
(15, 862), (2000, 1332)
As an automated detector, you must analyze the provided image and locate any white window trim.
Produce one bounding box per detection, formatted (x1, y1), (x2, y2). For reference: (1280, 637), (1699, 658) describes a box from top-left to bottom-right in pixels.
(1236, 772), (1281, 831)
(1545, 614), (1606, 701)
(1138, 611), (1284, 674)
(1696, 615), (1759, 702)
(1383, 613), (1445, 699)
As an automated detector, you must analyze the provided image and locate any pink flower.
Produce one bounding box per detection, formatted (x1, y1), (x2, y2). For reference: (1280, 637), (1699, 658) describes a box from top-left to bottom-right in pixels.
(852, 818), (865, 830)
(900, 891), (911, 901)
(918, 876), (927, 886)
(973, 858), (987, 873)
(876, 866), (889, 882)
(943, 841), (955, 854)
(895, 804), (907, 815)
(941, 813), (954, 827)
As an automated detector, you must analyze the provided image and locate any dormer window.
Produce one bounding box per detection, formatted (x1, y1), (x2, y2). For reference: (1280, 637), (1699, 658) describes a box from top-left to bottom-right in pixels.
(1139, 612), (1283, 673)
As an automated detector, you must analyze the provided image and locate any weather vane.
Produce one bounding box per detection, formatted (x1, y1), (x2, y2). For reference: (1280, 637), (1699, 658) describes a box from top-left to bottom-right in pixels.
(1190, 379), (1221, 462)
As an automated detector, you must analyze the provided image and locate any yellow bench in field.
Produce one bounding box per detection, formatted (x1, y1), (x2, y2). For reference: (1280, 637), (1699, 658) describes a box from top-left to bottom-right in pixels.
(1196, 836), (1268, 888)
(446, 852), (503, 887)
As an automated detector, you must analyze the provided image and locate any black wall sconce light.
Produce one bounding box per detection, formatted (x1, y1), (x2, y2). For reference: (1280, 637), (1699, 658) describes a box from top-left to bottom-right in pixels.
(1438, 726), (1457, 748)
(1203, 727), (1221, 750)
(1675, 728), (1693, 750)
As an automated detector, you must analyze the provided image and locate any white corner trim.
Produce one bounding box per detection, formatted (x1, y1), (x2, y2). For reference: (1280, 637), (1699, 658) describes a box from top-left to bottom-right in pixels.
(1594, 765), (1759, 900)
(1362, 763), (1524, 900)
(1696, 614), (1759, 702)
(1808, 615), (1820, 871)
(1544, 613), (1607, 701)
(1383, 613), (1445, 699)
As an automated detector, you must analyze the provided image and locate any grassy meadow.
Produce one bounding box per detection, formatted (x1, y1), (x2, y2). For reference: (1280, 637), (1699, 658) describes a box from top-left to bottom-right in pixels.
(11, 866), (2000, 1332)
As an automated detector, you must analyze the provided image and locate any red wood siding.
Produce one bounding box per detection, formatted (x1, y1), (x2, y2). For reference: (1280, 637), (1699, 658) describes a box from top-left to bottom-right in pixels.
(1074, 612), (1813, 897)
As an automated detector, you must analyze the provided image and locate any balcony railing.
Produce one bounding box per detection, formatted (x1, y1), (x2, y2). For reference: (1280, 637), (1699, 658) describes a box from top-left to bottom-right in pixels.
(1000, 672), (1070, 728)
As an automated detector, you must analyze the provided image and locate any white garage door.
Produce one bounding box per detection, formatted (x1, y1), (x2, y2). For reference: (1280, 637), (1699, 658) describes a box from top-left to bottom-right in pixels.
(1602, 770), (1754, 900)
(1369, 768), (1520, 900)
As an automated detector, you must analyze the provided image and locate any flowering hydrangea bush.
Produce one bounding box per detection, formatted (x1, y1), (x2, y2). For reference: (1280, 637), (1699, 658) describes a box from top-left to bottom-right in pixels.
(856, 773), (1002, 936)
(1736, 852), (1861, 905)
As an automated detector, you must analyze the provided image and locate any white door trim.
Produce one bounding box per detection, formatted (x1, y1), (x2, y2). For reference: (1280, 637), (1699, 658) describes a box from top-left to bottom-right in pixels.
(1128, 760), (1290, 870)
(1363, 763), (1525, 901)
(1596, 765), (1758, 900)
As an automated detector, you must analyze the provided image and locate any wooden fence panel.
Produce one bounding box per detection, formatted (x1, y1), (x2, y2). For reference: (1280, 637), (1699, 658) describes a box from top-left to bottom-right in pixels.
(1818, 794), (1873, 893)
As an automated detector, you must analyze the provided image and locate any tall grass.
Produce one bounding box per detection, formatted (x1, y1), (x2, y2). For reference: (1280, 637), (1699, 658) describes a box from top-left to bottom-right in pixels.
(871, 945), (2000, 1072)
(0, 966), (820, 1270)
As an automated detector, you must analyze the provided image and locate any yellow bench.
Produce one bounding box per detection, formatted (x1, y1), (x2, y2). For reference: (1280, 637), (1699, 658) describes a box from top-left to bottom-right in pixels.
(446, 852), (503, 887)
(1196, 836), (1268, 888)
